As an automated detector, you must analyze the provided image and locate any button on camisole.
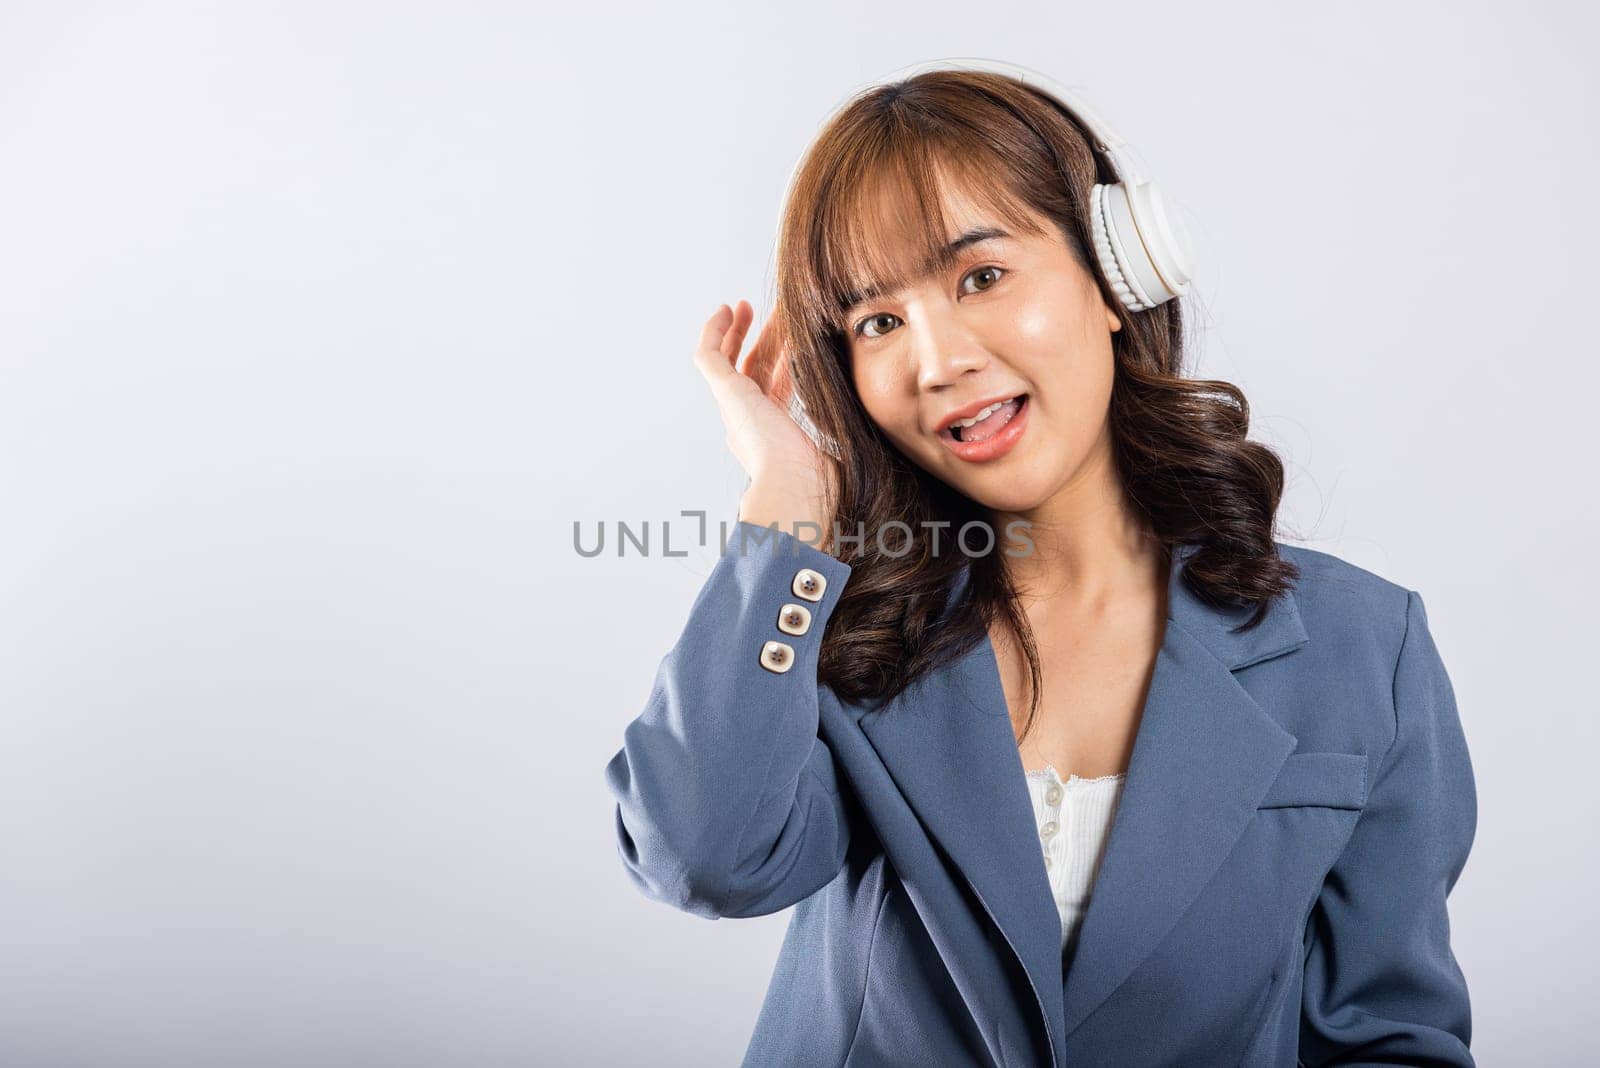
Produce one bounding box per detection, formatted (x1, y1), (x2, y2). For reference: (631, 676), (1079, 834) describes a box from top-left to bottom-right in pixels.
(1023, 765), (1126, 956)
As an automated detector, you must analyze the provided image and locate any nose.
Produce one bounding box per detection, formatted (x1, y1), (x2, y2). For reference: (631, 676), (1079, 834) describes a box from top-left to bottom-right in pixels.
(908, 309), (988, 393)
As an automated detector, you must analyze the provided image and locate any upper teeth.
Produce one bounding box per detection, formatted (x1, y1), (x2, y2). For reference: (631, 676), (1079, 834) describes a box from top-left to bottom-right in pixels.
(953, 399), (1014, 429)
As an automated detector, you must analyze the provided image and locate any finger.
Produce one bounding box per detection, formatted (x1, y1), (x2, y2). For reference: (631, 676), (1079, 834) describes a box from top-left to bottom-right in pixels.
(741, 313), (785, 393)
(720, 300), (754, 367)
(695, 304), (734, 370)
(768, 352), (795, 409)
(749, 317), (797, 409)
(693, 305), (738, 385)
(693, 305), (757, 409)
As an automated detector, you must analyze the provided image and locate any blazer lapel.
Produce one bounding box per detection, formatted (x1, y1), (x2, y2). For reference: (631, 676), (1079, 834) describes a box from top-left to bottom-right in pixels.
(856, 542), (1313, 1060)
(857, 625), (1069, 1063)
(1059, 542), (1310, 1039)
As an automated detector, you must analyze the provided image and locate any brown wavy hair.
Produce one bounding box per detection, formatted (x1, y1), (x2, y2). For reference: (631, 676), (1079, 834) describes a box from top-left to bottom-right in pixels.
(759, 69), (1299, 742)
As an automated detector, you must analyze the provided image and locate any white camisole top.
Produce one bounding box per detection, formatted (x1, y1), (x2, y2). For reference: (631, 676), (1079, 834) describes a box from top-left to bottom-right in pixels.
(1022, 764), (1126, 957)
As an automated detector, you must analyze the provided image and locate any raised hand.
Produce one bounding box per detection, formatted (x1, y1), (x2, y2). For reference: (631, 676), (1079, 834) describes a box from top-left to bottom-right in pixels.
(692, 301), (835, 550)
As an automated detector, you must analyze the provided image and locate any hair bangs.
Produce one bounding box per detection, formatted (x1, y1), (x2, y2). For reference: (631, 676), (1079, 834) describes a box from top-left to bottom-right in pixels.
(808, 129), (1052, 337)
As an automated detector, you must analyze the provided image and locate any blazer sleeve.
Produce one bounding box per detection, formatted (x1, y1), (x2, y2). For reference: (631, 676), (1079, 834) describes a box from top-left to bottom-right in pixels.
(602, 519), (856, 920)
(1299, 588), (1479, 1066)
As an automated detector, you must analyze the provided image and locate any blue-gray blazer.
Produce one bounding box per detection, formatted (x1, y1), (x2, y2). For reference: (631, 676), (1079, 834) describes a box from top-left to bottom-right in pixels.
(603, 521), (1477, 1066)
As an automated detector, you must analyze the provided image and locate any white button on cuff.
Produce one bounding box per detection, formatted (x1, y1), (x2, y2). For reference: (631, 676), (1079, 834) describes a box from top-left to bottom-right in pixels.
(760, 640), (796, 674)
(777, 603), (812, 636)
(792, 568), (827, 602)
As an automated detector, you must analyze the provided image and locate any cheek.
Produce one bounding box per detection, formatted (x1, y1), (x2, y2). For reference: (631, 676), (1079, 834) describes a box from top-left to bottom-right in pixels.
(1011, 291), (1104, 355)
(1006, 299), (1117, 457)
(853, 365), (918, 439)
(1012, 299), (1114, 397)
(1010, 302), (1057, 343)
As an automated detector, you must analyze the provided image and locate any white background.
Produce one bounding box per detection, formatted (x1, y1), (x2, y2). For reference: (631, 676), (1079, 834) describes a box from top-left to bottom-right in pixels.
(2, 2), (1593, 1064)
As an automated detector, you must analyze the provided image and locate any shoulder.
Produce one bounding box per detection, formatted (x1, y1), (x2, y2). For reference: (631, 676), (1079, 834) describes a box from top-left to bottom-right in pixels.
(1272, 540), (1417, 677)
(1251, 542), (1433, 756)
(1274, 541), (1414, 597)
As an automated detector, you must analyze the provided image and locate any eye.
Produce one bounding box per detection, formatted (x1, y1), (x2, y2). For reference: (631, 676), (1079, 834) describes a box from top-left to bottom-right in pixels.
(960, 264), (1005, 295)
(855, 313), (901, 340)
(851, 265), (1008, 340)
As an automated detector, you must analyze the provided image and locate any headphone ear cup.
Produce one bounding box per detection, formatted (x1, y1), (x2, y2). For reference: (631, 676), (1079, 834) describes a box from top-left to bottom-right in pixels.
(1130, 179), (1195, 300)
(1089, 180), (1194, 311)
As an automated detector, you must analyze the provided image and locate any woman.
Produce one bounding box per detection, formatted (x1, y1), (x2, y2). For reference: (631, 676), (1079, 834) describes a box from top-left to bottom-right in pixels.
(603, 59), (1477, 1067)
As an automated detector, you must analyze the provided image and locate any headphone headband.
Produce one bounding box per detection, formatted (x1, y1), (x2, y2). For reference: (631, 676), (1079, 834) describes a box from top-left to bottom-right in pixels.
(866, 56), (1147, 185)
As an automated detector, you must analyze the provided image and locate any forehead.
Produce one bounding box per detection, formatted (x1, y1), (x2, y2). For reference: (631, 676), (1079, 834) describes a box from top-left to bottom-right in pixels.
(831, 165), (1050, 315)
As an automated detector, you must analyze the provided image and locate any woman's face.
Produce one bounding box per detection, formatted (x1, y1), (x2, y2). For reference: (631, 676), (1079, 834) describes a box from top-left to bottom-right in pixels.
(844, 184), (1123, 515)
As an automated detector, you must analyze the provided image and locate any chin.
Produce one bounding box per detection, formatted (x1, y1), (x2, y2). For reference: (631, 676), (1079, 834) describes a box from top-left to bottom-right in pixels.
(950, 469), (1057, 514)
(904, 440), (1066, 515)
(966, 486), (1053, 514)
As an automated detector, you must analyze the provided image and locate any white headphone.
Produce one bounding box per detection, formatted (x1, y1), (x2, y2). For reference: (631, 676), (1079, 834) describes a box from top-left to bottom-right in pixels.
(780, 56), (1196, 313)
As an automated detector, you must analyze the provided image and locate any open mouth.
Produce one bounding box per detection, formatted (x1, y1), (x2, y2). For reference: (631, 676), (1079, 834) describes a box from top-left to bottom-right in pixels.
(943, 395), (1028, 443)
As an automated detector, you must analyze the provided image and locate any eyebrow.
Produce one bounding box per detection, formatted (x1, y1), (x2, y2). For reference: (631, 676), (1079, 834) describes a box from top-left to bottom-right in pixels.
(839, 227), (1012, 313)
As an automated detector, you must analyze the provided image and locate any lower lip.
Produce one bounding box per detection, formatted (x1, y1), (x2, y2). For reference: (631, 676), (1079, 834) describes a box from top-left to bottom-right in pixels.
(939, 395), (1030, 462)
